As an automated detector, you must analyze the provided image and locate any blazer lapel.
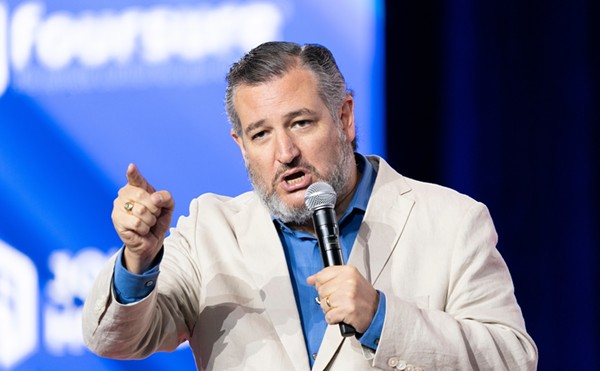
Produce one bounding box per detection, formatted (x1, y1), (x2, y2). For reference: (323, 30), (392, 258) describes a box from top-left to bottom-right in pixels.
(351, 156), (414, 285)
(351, 175), (414, 285)
(313, 157), (415, 370)
(232, 196), (309, 371)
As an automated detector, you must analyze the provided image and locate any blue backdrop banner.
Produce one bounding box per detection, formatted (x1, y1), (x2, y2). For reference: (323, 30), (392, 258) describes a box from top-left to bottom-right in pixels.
(0, 1), (385, 369)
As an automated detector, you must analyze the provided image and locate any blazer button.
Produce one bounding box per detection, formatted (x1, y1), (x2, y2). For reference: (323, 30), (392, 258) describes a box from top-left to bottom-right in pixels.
(388, 357), (399, 367)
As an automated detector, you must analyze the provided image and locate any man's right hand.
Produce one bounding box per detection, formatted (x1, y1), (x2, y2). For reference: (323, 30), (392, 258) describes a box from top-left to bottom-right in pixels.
(111, 163), (175, 274)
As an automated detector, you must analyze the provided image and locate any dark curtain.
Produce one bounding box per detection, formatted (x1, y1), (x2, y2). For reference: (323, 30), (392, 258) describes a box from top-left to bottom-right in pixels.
(385, 1), (599, 369)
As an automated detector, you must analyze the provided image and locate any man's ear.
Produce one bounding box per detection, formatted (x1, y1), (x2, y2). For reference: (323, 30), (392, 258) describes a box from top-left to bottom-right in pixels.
(231, 129), (247, 158)
(339, 95), (356, 143)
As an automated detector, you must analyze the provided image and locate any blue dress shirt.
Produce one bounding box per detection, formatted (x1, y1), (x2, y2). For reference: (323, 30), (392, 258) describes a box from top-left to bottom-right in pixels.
(274, 154), (385, 366)
(113, 154), (386, 367)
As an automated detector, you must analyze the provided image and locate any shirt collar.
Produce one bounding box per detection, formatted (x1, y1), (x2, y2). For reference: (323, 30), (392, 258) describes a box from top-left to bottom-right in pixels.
(338, 153), (375, 221)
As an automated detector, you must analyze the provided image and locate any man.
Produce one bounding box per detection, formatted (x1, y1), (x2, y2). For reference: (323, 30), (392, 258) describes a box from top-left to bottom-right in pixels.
(82, 42), (537, 370)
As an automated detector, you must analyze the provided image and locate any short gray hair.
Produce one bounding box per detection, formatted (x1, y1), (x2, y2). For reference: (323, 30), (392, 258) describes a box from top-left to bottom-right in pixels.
(225, 41), (356, 149)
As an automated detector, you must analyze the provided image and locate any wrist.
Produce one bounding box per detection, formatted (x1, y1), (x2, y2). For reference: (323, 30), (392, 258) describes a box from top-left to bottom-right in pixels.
(123, 246), (161, 274)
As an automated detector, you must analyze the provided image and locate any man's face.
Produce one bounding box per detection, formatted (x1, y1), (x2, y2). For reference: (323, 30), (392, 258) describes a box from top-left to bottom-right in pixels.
(231, 67), (356, 224)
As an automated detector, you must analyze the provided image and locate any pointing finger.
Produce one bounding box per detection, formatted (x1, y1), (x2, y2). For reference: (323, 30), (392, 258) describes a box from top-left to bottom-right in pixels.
(126, 163), (156, 193)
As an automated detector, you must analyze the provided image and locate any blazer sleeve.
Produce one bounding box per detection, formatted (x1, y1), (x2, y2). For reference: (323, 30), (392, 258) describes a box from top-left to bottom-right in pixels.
(370, 203), (538, 370)
(82, 203), (202, 359)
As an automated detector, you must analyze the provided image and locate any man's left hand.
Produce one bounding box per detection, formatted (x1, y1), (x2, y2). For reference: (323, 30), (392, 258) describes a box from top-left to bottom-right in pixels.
(307, 265), (379, 333)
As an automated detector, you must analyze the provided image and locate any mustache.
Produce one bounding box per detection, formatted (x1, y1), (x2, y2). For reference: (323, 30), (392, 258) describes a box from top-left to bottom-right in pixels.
(270, 158), (320, 189)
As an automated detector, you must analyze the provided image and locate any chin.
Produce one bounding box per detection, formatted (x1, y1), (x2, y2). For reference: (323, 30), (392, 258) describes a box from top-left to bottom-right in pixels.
(277, 210), (313, 225)
(264, 194), (311, 224)
(279, 192), (305, 208)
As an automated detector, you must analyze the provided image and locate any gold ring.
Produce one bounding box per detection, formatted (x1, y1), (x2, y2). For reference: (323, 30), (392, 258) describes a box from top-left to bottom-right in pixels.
(124, 201), (134, 213)
(325, 296), (332, 308)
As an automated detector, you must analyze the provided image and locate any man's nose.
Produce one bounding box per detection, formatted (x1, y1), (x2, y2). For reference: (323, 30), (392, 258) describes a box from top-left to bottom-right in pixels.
(275, 132), (300, 164)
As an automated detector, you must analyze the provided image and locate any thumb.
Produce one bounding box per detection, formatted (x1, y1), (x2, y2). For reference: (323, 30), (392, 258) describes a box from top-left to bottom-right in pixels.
(150, 190), (175, 237)
(150, 190), (175, 211)
(306, 274), (317, 286)
(126, 163), (156, 193)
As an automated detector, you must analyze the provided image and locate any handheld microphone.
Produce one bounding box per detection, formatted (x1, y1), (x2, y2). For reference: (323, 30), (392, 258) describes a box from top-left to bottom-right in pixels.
(304, 181), (356, 337)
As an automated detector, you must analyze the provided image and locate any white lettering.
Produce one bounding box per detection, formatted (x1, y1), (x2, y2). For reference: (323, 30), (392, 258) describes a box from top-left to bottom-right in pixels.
(44, 248), (112, 355)
(11, 1), (282, 70)
(77, 9), (139, 67)
(10, 1), (43, 71)
(43, 306), (84, 356)
(0, 239), (38, 369)
(236, 3), (282, 51)
(139, 6), (172, 63)
(35, 11), (75, 69)
(0, 2), (8, 95)
(2, 1), (283, 94)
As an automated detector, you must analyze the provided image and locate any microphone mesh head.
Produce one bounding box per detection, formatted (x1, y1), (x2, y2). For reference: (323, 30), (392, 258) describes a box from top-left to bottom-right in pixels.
(304, 182), (337, 211)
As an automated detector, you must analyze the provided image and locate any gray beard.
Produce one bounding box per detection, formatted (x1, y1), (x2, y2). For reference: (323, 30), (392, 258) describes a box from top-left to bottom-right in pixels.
(246, 140), (355, 225)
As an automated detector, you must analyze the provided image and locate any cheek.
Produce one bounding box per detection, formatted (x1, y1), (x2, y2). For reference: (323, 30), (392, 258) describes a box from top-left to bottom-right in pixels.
(246, 154), (275, 182)
(246, 153), (267, 170)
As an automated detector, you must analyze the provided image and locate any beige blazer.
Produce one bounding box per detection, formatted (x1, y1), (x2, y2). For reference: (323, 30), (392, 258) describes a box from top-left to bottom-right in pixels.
(83, 156), (537, 370)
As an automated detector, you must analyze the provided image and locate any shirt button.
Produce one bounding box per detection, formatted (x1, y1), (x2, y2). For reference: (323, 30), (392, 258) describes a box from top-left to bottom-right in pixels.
(388, 357), (399, 367)
(145, 280), (154, 287)
(312, 353), (317, 360)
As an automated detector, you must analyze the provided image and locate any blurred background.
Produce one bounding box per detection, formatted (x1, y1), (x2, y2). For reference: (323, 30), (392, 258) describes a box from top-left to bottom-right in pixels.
(0, 0), (597, 370)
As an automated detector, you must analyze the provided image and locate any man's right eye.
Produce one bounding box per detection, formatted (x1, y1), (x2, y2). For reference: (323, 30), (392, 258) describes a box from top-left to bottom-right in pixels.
(251, 131), (266, 141)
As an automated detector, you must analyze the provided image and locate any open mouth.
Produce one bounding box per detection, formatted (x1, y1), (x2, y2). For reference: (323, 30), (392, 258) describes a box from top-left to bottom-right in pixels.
(279, 169), (310, 191)
(284, 171), (305, 186)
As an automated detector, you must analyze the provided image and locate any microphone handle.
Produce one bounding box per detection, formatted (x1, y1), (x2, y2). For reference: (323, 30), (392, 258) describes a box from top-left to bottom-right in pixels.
(312, 208), (357, 338)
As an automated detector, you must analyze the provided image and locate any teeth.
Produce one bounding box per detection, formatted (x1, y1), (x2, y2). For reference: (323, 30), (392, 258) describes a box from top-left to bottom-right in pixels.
(286, 175), (304, 185)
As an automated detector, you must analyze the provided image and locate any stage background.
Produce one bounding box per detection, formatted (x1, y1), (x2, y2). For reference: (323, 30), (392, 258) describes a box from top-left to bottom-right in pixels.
(1, 0), (598, 370)
(386, 1), (599, 370)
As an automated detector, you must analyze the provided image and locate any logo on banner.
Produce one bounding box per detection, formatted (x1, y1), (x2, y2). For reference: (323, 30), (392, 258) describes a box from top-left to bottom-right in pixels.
(0, 1), (283, 96)
(0, 241), (115, 368)
(0, 239), (38, 370)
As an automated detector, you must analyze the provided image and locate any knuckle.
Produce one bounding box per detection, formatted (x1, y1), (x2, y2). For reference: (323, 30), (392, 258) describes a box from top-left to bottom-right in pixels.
(132, 189), (145, 199)
(137, 204), (148, 216)
(325, 311), (335, 324)
(131, 217), (145, 231)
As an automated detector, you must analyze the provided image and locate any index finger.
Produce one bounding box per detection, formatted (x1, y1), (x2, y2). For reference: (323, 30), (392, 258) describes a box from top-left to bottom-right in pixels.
(126, 163), (156, 193)
(307, 265), (343, 287)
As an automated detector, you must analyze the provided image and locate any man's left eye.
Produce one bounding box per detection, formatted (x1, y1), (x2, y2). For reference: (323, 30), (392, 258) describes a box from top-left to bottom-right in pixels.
(294, 120), (311, 128)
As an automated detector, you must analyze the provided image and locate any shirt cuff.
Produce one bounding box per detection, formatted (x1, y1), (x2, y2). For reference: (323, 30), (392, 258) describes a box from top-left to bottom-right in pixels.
(113, 247), (163, 304)
(357, 290), (386, 350)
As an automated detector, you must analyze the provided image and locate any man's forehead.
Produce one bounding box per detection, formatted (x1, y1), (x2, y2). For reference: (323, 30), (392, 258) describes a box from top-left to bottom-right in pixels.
(234, 67), (318, 94)
(233, 69), (321, 115)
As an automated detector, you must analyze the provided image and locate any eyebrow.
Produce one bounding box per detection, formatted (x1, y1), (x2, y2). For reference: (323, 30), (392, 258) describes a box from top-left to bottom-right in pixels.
(244, 108), (317, 136)
(285, 108), (316, 121)
(244, 120), (266, 136)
